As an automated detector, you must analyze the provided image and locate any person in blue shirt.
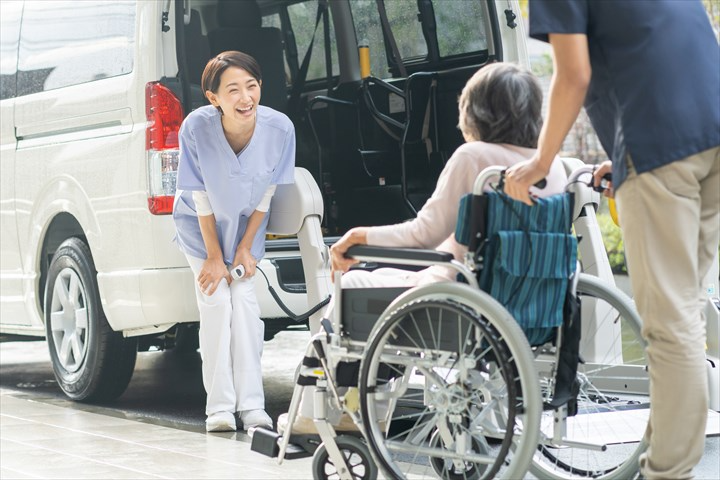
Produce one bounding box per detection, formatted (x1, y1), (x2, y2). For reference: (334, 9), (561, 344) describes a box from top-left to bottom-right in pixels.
(503, 2), (720, 478)
(173, 51), (295, 433)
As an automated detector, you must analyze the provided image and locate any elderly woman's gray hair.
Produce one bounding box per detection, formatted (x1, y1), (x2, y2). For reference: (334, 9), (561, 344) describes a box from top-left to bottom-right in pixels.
(458, 62), (543, 148)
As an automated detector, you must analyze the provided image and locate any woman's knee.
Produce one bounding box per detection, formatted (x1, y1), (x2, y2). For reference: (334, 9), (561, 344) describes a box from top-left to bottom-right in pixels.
(198, 280), (232, 306)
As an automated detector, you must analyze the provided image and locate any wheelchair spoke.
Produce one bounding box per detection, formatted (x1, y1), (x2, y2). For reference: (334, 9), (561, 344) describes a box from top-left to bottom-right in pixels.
(360, 297), (528, 480)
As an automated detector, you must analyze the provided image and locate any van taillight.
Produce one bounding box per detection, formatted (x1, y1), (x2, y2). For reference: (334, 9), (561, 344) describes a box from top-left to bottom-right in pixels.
(146, 82), (183, 215)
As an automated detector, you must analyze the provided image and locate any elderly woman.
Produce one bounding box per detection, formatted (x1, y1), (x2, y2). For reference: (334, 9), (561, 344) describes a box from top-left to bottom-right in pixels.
(280, 61), (567, 434)
(331, 61), (567, 286)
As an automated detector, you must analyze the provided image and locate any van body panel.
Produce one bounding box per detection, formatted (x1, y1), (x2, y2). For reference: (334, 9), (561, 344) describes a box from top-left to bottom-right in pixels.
(0, 0), (24, 326)
(97, 267), (197, 332)
(0, 103), (24, 326)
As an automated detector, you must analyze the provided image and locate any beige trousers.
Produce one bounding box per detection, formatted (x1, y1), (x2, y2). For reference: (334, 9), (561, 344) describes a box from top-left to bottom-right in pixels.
(616, 147), (719, 480)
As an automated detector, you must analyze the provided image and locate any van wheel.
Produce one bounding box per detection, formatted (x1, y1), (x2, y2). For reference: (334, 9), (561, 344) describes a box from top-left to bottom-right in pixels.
(44, 237), (137, 402)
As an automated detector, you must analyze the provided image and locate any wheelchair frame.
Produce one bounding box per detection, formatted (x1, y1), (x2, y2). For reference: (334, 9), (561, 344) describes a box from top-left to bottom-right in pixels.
(271, 162), (651, 480)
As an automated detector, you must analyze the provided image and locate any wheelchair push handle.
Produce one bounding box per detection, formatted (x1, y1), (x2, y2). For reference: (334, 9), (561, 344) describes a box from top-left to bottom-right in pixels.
(566, 164), (612, 193)
(473, 166), (547, 196)
(592, 172), (612, 193)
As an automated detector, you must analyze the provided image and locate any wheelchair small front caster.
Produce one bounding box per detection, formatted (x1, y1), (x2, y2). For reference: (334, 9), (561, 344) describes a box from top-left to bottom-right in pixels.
(311, 434), (378, 480)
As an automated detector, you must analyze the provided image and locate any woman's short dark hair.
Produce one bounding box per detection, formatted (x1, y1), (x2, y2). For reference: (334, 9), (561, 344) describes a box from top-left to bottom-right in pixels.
(201, 51), (262, 97)
(458, 62), (543, 148)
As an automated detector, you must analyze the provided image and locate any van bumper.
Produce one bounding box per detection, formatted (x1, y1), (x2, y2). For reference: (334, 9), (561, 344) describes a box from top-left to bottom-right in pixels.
(97, 267), (199, 334)
(97, 259), (310, 335)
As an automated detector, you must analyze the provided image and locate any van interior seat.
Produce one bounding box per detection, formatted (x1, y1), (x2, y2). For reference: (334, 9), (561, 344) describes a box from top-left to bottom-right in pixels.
(184, 9), (211, 87)
(208, 0), (288, 114)
(401, 66), (477, 210)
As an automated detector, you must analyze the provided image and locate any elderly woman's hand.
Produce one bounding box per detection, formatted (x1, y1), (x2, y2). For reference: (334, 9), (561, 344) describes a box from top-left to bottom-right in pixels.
(504, 158), (549, 205)
(330, 227), (369, 280)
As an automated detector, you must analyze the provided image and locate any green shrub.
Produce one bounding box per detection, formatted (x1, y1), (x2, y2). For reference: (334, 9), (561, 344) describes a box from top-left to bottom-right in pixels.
(596, 211), (627, 274)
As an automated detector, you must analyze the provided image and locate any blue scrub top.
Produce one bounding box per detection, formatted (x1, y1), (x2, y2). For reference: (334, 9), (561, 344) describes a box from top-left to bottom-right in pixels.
(530, 0), (720, 190)
(173, 105), (295, 264)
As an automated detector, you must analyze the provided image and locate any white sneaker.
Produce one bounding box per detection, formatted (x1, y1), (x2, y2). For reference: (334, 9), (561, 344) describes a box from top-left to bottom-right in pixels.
(239, 409), (273, 431)
(206, 411), (237, 432)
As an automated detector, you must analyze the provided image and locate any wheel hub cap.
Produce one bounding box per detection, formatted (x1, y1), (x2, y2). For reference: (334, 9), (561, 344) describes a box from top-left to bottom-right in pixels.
(49, 268), (90, 373)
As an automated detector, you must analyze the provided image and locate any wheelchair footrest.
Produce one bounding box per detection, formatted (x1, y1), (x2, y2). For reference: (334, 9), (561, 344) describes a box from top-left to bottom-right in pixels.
(250, 428), (313, 459)
(286, 433), (322, 456)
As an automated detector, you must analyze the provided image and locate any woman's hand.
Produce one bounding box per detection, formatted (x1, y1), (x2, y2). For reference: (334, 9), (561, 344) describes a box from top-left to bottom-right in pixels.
(198, 256), (231, 296)
(503, 158), (549, 206)
(232, 246), (257, 280)
(330, 227), (368, 280)
(592, 161), (614, 198)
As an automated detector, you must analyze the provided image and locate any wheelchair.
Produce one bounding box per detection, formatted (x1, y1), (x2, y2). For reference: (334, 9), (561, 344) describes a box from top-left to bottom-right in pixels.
(273, 162), (649, 480)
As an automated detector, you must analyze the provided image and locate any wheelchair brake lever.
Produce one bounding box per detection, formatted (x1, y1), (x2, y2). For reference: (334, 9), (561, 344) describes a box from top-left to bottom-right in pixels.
(321, 318), (334, 345)
(312, 338), (326, 360)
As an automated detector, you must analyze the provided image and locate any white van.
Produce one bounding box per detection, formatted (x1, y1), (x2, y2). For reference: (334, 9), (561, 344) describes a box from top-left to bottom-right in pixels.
(0, 0), (529, 401)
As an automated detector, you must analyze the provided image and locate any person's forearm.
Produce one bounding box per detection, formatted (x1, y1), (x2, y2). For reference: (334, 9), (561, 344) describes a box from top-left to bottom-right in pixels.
(346, 227), (368, 246)
(237, 209), (267, 252)
(536, 34), (592, 169)
(198, 214), (224, 260)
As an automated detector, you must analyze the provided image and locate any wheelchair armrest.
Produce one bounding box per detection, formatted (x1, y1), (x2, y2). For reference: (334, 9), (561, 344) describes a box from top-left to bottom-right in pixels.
(345, 245), (453, 264)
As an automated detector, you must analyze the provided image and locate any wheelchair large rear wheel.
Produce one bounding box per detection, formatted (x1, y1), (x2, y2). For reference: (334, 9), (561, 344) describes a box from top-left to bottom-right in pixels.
(359, 292), (540, 480)
(530, 273), (649, 479)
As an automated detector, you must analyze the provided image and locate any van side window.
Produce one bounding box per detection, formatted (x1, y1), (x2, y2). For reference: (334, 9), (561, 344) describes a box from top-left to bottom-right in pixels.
(350, 0), (491, 78)
(435, 0), (489, 57)
(286, 0), (339, 82)
(261, 12), (293, 86)
(17, 0), (135, 96)
(0, 0), (22, 100)
(350, 0), (427, 78)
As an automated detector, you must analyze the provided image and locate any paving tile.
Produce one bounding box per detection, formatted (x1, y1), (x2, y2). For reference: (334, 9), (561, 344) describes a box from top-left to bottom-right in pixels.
(0, 396), (65, 417)
(0, 386), (716, 480)
(0, 437), (30, 454)
(0, 422), (89, 443)
(0, 466), (41, 479)
(31, 434), (151, 458)
(14, 463), (163, 480)
(0, 414), (32, 427)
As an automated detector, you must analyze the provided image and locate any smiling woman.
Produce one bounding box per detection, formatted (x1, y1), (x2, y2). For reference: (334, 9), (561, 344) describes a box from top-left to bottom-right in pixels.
(172, 51), (296, 433)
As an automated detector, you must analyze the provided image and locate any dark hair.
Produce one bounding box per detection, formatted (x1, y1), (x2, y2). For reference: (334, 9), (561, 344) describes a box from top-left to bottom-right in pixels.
(201, 51), (262, 97)
(458, 62), (543, 148)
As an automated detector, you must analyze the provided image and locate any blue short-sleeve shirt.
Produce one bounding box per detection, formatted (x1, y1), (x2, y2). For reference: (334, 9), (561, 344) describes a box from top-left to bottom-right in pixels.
(530, 0), (720, 189)
(173, 105), (296, 264)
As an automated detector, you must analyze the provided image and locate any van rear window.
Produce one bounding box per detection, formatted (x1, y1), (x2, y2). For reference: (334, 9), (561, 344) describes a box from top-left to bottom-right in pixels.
(434, 0), (489, 57)
(17, 0), (135, 96)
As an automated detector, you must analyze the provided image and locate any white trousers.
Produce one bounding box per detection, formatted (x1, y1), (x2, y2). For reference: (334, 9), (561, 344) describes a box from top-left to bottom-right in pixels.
(186, 254), (266, 416)
(617, 147), (719, 480)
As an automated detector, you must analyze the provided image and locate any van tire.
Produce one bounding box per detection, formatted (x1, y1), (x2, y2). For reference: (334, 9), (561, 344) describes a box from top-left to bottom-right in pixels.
(44, 237), (137, 402)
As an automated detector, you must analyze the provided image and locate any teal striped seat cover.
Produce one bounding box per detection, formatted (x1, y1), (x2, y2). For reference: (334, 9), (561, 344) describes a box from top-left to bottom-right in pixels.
(458, 191), (577, 346)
